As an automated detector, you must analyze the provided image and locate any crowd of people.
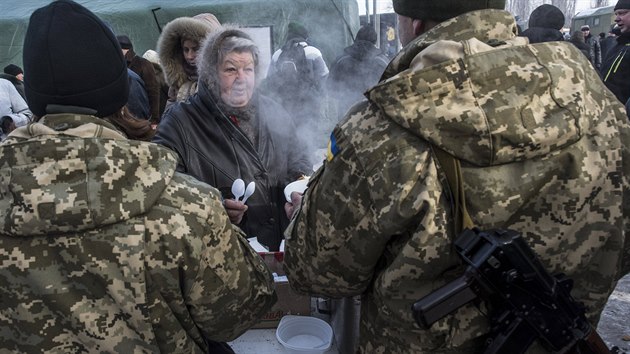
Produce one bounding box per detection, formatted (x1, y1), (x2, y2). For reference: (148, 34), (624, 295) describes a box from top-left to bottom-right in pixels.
(0, 0), (629, 353)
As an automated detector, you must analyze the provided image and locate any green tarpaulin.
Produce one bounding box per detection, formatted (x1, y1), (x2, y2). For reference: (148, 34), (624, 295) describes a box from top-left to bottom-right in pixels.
(0, 0), (359, 70)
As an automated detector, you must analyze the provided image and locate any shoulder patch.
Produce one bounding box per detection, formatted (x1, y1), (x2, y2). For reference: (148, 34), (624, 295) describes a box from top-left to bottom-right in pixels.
(326, 132), (341, 161)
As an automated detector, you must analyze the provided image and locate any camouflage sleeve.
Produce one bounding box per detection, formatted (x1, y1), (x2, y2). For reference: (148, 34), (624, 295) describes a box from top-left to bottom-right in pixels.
(152, 174), (277, 342)
(284, 126), (379, 297)
(619, 114), (630, 277)
(284, 105), (437, 297)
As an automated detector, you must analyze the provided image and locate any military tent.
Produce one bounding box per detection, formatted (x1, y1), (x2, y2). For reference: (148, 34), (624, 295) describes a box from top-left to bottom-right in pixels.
(0, 0), (359, 73)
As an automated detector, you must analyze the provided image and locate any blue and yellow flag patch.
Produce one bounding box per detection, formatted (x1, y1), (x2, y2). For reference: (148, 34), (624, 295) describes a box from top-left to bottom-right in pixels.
(326, 132), (340, 161)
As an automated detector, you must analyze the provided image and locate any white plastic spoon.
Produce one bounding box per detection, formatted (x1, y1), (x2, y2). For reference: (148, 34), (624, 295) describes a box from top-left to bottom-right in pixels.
(231, 178), (245, 200)
(241, 181), (256, 203)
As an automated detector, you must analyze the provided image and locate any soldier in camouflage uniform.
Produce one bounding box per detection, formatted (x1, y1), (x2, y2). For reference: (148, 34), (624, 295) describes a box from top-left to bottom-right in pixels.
(0, 1), (276, 352)
(283, 0), (630, 353)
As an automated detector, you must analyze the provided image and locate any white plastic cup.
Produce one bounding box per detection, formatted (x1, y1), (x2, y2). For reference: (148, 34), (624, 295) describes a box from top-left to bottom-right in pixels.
(276, 315), (333, 354)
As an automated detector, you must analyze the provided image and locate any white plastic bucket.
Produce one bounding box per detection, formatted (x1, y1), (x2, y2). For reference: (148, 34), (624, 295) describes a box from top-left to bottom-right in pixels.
(276, 315), (333, 354)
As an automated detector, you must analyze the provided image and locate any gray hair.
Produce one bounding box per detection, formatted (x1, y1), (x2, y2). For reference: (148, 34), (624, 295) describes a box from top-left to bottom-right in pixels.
(217, 36), (260, 71)
(197, 26), (260, 96)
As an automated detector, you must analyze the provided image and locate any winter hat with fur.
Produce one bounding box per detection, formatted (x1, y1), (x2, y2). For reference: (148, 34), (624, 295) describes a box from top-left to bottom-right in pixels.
(197, 26), (259, 98)
(393, 0), (506, 22)
(23, 0), (128, 118)
(157, 17), (214, 87)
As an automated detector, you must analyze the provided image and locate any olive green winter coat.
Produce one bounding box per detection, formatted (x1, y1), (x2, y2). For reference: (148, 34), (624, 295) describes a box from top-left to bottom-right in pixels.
(285, 9), (630, 354)
(0, 114), (276, 353)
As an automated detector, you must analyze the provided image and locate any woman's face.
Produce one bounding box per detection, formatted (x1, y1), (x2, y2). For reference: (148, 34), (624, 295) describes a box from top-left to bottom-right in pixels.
(182, 39), (200, 66)
(218, 51), (256, 108)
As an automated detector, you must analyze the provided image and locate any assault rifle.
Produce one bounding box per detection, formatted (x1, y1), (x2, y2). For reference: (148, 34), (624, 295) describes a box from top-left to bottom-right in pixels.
(412, 228), (619, 354)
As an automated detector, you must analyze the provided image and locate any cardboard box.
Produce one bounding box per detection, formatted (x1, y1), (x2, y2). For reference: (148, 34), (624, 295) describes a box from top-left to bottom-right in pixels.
(253, 251), (312, 329)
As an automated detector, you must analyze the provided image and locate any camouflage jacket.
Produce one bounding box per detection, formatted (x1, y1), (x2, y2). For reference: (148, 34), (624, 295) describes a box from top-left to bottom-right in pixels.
(0, 114), (276, 353)
(284, 10), (630, 354)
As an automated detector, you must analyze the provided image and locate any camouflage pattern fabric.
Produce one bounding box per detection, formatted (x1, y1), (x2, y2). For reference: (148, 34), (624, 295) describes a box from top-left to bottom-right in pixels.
(284, 9), (630, 354)
(0, 114), (276, 353)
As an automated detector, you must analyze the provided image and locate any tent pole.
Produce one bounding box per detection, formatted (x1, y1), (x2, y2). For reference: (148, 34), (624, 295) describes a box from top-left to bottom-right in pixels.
(151, 7), (162, 33)
(372, 0), (376, 25)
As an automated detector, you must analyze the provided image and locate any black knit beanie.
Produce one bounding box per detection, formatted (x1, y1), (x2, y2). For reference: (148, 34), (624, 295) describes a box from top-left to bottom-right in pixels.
(393, 0), (506, 22)
(356, 25), (378, 44)
(528, 4), (565, 30)
(117, 35), (133, 50)
(23, 0), (128, 118)
(615, 0), (630, 10)
(3, 64), (23, 77)
(287, 22), (308, 40)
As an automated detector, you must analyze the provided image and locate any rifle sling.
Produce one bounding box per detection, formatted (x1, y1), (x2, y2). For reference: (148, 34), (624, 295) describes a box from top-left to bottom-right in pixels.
(431, 145), (475, 234)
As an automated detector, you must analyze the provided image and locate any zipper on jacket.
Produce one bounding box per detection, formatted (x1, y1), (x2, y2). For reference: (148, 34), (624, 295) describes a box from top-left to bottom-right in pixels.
(604, 44), (630, 82)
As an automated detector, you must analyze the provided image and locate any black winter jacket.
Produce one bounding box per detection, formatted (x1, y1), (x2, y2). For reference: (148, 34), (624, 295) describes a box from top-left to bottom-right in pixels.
(602, 32), (630, 104)
(153, 82), (310, 250)
(520, 27), (564, 44)
(327, 40), (389, 117)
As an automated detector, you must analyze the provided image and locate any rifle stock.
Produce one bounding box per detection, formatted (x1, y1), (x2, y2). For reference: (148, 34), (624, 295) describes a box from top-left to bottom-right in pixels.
(412, 228), (618, 354)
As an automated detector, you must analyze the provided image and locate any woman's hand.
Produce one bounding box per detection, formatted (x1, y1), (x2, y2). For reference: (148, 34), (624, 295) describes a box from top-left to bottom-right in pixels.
(284, 191), (303, 220)
(224, 198), (248, 224)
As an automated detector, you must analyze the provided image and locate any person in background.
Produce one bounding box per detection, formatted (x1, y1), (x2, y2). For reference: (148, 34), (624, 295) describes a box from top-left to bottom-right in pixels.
(3, 64), (23, 82)
(154, 26), (310, 252)
(283, 0), (630, 352)
(117, 35), (160, 123)
(114, 69), (155, 143)
(0, 1), (276, 353)
(0, 116), (16, 141)
(601, 24), (621, 60)
(265, 22), (329, 136)
(602, 0), (630, 104)
(520, 4), (565, 43)
(0, 77), (32, 140)
(104, 105), (154, 142)
(570, 29), (591, 59)
(581, 25), (603, 71)
(1, 64), (26, 99)
(157, 15), (221, 112)
(142, 49), (169, 120)
(327, 24), (389, 121)
(125, 68), (151, 120)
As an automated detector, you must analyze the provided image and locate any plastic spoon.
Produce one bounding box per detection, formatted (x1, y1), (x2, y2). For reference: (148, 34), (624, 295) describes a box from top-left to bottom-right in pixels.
(241, 181), (256, 203)
(231, 178), (245, 200)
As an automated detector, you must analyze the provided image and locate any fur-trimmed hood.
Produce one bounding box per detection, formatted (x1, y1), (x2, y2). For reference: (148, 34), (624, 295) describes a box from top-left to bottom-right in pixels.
(197, 25), (259, 100)
(157, 17), (216, 88)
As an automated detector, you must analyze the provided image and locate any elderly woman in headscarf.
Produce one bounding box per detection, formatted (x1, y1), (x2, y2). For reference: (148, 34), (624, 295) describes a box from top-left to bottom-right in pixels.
(157, 14), (221, 112)
(153, 26), (310, 252)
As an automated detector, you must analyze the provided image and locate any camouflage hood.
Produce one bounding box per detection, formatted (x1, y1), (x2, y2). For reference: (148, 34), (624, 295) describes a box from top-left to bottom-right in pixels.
(0, 114), (178, 236)
(370, 9), (594, 166)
